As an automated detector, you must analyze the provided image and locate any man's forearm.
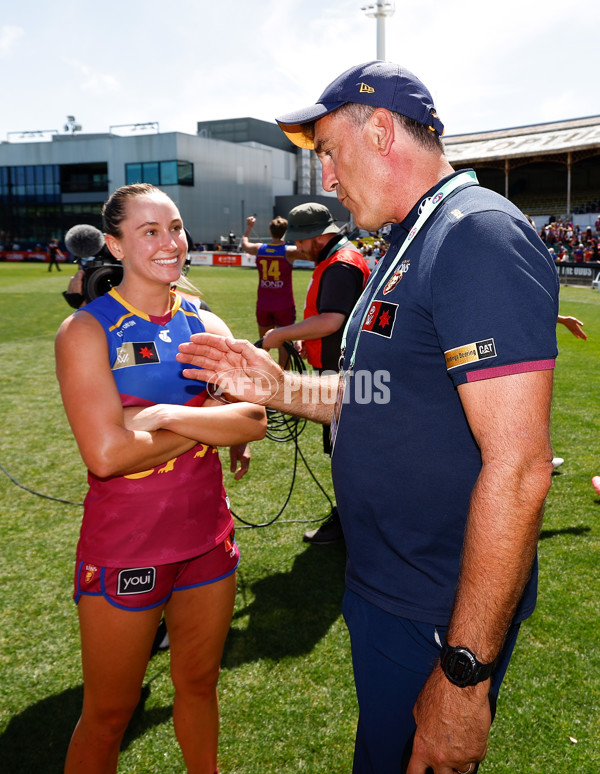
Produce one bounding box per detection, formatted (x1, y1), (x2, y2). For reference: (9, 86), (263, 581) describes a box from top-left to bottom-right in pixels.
(448, 370), (554, 660)
(178, 333), (339, 425)
(269, 370), (338, 425)
(446, 459), (551, 660)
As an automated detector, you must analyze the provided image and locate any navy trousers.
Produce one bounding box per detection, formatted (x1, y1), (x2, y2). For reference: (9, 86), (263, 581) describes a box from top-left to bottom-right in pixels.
(343, 588), (520, 774)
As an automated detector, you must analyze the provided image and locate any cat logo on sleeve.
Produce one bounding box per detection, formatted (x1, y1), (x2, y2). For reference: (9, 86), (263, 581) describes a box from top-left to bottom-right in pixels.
(444, 338), (497, 370)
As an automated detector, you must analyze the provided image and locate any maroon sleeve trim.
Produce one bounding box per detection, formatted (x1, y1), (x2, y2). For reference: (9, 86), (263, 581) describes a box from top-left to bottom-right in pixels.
(465, 359), (556, 383)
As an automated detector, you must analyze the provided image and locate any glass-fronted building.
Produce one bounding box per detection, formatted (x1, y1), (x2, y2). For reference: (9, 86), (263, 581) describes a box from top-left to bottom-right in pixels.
(0, 123), (303, 249)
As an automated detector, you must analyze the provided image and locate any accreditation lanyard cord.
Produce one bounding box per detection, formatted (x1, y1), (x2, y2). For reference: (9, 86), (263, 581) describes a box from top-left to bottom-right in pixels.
(340, 170), (479, 370)
(323, 235), (348, 261)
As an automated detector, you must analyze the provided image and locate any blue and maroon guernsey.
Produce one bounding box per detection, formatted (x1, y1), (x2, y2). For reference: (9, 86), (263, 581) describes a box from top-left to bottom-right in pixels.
(76, 288), (232, 567)
(255, 242), (295, 312)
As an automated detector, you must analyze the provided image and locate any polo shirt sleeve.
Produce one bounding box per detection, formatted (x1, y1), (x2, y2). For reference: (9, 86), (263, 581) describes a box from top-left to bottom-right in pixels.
(430, 209), (559, 387)
(318, 262), (364, 316)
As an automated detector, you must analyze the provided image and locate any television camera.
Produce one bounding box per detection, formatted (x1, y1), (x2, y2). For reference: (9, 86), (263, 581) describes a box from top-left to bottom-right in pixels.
(64, 224), (123, 303)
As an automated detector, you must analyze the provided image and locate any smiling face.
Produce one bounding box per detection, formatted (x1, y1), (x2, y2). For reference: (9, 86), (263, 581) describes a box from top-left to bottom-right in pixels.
(105, 191), (188, 289)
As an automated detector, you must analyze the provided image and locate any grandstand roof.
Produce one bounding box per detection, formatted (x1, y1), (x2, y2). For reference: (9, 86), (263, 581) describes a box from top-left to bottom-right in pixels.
(444, 116), (600, 164)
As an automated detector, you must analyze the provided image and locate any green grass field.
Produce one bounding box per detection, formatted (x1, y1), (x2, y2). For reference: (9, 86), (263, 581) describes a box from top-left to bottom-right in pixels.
(0, 262), (599, 773)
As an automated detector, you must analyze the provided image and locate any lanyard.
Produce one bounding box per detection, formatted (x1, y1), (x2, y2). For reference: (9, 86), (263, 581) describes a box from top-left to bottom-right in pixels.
(322, 234), (348, 261)
(340, 170), (479, 370)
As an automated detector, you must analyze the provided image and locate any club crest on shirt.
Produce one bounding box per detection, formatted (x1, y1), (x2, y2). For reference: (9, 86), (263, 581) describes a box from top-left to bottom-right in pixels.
(444, 338), (497, 370)
(113, 341), (160, 369)
(361, 300), (398, 338)
(383, 259), (411, 295)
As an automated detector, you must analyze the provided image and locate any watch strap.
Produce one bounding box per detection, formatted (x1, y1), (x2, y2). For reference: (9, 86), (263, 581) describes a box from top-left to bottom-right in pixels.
(440, 641), (496, 687)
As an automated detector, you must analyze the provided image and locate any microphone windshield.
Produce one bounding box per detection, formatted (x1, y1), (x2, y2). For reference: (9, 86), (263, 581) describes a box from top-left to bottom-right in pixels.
(65, 224), (106, 258)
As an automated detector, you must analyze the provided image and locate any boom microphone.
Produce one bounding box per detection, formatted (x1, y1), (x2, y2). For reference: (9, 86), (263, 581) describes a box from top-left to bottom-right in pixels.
(65, 224), (106, 258)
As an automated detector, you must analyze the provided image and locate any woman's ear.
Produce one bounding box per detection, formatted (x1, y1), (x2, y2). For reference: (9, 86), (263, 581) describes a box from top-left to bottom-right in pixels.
(104, 234), (123, 261)
(368, 108), (395, 156)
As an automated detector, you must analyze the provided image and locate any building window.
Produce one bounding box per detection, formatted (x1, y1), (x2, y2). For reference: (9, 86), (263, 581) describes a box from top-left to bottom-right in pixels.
(143, 162), (160, 186)
(125, 160), (194, 187)
(176, 161), (193, 185)
(160, 161), (178, 186)
(60, 163), (109, 193)
(125, 163), (142, 185)
(0, 163), (107, 247)
(1, 164), (61, 203)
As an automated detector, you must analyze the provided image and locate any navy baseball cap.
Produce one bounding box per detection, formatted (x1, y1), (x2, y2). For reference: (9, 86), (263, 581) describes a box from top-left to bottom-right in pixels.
(276, 61), (444, 149)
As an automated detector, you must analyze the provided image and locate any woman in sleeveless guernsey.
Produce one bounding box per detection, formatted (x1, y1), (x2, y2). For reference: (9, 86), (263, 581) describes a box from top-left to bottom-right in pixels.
(56, 183), (266, 774)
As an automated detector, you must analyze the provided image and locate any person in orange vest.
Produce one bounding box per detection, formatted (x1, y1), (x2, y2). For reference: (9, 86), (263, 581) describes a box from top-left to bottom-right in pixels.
(261, 202), (370, 544)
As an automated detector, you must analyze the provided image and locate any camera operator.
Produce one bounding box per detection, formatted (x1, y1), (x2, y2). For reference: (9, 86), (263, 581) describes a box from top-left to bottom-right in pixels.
(61, 224), (123, 309)
(62, 268), (87, 309)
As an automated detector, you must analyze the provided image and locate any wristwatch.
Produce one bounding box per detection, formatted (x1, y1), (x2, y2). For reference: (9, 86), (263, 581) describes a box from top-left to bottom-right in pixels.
(440, 642), (496, 687)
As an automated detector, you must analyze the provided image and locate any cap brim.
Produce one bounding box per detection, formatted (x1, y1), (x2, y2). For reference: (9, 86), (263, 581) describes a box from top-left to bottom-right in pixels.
(277, 123), (316, 150)
(285, 222), (340, 242)
(276, 101), (345, 149)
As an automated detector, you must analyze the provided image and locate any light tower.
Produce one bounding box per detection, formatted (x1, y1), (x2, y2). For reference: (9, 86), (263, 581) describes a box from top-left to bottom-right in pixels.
(360, 1), (395, 60)
(63, 115), (82, 134)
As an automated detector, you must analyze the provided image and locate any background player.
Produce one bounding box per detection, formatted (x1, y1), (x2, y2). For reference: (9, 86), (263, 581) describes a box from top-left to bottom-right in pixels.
(241, 214), (299, 365)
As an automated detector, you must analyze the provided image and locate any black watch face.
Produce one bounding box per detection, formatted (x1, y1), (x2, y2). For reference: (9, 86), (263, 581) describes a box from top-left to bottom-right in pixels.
(447, 648), (477, 685)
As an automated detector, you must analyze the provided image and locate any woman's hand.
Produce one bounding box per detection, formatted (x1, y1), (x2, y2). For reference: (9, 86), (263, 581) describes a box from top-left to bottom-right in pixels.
(123, 405), (165, 433)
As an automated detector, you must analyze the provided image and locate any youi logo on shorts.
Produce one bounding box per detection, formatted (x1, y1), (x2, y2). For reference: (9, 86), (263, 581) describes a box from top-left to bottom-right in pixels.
(117, 567), (157, 595)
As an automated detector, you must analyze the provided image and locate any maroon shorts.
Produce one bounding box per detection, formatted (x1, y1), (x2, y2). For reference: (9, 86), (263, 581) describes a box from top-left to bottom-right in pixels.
(74, 531), (239, 611)
(256, 306), (296, 329)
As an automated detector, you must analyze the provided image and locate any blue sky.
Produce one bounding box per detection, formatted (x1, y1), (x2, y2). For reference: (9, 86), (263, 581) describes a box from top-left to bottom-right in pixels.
(2, 0), (599, 142)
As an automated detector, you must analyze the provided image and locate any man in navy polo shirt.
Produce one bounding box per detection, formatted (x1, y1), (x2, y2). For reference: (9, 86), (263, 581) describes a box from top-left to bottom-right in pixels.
(179, 61), (559, 774)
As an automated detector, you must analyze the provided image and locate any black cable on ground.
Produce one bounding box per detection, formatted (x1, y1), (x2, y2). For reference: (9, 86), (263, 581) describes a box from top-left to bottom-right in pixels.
(0, 461), (84, 507)
(231, 340), (332, 528)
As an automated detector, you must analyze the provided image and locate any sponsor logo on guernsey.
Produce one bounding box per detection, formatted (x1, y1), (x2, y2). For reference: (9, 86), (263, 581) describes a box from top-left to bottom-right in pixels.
(116, 320), (136, 338)
(444, 338), (497, 370)
(383, 259), (411, 295)
(159, 329), (172, 343)
(260, 279), (284, 289)
(117, 567), (157, 596)
(361, 301), (398, 338)
(113, 341), (160, 369)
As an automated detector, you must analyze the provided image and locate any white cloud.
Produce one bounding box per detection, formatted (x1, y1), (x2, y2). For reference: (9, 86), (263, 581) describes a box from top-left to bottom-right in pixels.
(0, 25), (24, 56)
(61, 57), (120, 95)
